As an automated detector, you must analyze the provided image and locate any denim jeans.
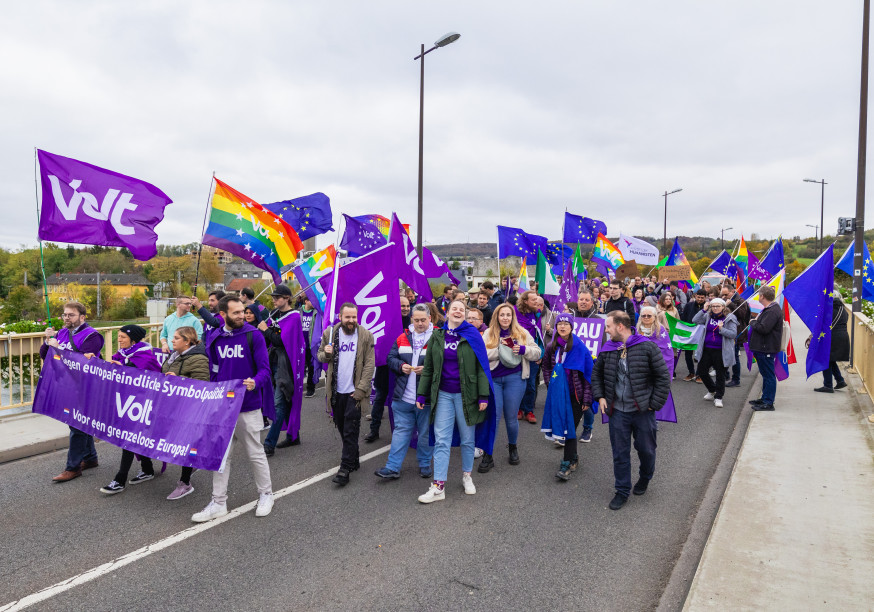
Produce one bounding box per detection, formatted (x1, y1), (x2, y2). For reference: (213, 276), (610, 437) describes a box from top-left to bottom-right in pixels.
(264, 385), (290, 449)
(66, 427), (97, 471)
(582, 407), (594, 430)
(607, 409), (657, 497)
(753, 351), (777, 404)
(493, 372), (526, 445)
(432, 391), (475, 482)
(821, 361), (845, 388)
(520, 361), (541, 415)
(384, 400), (433, 472)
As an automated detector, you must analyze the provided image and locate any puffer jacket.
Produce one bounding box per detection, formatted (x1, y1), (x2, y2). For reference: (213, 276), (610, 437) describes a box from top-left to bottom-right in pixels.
(162, 343), (210, 381)
(591, 341), (671, 416)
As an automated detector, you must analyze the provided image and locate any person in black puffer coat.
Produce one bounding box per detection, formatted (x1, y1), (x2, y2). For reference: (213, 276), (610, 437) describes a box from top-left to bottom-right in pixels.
(592, 310), (671, 511)
(814, 293), (849, 393)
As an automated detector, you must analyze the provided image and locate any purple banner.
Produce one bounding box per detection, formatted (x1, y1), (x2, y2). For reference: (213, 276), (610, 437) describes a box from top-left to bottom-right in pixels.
(33, 348), (245, 471)
(37, 150), (172, 260)
(389, 213), (433, 302)
(325, 244), (402, 366)
(571, 317), (606, 358)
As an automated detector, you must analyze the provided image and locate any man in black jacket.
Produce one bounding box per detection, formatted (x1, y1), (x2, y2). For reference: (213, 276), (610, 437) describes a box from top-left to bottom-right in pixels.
(593, 311), (671, 510)
(603, 281), (636, 320)
(748, 286), (782, 411)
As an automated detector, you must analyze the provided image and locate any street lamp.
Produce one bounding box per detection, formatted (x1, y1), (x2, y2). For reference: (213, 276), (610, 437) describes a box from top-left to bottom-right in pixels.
(663, 188), (682, 250)
(803, 178), (827, 253)
(720, 227), (733, 251)
(806, 224), (819, 250)
(414, 31), (461, 257)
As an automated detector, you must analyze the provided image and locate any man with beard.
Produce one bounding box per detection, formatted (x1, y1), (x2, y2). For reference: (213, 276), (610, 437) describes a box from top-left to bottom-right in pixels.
(318, 303), (376, 486)
(193, 296), (274, 522)
(40, 302), (105, 482)
(592, 311), (670, 510)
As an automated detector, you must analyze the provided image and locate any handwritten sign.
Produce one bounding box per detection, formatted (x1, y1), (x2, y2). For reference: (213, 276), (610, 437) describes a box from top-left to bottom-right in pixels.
(658, 265), (692, 283)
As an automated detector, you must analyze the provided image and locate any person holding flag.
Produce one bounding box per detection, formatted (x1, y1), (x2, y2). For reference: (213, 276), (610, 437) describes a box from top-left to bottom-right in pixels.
(692, 298), (738, 408)
(747, 286), (782, 411)
(812, 293), (849, 393)
(416, 300), (492, 503)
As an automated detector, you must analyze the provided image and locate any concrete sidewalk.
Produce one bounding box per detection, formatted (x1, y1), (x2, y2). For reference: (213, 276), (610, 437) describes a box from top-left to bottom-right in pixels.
(0, 409), (69, 464)
(684, 319), (874, 610)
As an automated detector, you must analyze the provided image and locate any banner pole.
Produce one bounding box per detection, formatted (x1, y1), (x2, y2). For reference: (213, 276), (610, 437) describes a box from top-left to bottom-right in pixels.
(193, 173), (216, 297)
(33, 149), (52, 320)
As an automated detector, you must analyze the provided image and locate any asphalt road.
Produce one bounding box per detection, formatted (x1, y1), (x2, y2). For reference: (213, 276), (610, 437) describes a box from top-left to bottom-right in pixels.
(0, 367), (755, 612)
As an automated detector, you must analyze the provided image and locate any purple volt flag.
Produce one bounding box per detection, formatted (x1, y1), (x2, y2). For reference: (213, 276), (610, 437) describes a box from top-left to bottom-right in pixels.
(33, 348), (245, 471)
(421, 246), (460, 285)
(324, 243), (403, 366)
(747, 250), (771, 282)
(389, 213), (434, 302)
(272, 310), (305, 442)
(552, 261), (579, 316)
(37, 150), (172, 260)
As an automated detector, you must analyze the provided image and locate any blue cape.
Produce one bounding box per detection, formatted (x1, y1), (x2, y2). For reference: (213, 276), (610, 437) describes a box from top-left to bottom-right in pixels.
(541, 337), (594, 442)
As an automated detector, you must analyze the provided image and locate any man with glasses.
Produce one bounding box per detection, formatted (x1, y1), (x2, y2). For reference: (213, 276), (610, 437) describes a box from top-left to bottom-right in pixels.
(159, 296), (204, 353)
(40, 302), (105, 483)
(604, 281), (636, 320)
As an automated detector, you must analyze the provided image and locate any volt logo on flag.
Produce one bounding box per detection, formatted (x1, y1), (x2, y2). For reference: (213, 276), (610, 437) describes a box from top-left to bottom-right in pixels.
(37, 150), (172, 260)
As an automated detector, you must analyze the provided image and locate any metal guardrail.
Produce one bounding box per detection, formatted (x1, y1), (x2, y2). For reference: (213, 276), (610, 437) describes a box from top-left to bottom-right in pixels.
(0, 323), (163, 412)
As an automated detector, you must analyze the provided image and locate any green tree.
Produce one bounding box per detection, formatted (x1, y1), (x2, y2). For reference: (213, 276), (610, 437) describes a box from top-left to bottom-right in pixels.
(692, 257), (713, 279)
(1, 286), (44, 323)
(81, 282), (117, 320)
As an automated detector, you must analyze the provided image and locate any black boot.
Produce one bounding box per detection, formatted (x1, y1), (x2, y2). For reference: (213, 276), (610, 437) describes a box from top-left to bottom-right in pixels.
(477, 453), (494, 473)
(508, 444), (520, 465)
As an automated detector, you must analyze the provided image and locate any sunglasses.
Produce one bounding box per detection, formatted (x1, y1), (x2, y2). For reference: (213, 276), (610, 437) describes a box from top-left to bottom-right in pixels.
(640, 314), (654, 318)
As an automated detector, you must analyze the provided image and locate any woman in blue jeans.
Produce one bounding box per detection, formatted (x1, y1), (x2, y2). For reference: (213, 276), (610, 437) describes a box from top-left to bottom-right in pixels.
(416, 300), (492, 504)
(481, 303), (541, 471)
(375, 304), (435, 479)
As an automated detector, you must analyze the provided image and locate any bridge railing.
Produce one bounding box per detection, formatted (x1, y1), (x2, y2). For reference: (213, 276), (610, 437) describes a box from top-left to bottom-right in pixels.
(0, 323), (164, 412)
(850, 309), (874, 403)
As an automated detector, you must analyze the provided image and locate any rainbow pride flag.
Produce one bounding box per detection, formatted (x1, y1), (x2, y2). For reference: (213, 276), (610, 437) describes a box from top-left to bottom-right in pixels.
(291, 244), (336, 312)
(203, 178), (304, 285)
(591, 233), (625, 271)
(354, 214), (409, 240)
(736, 236), (749, 273)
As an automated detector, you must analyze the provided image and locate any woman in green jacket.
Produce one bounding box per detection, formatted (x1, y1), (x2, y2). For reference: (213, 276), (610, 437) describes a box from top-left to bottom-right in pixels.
(416, 300), (491, 503)
(162, 326), (211, 500)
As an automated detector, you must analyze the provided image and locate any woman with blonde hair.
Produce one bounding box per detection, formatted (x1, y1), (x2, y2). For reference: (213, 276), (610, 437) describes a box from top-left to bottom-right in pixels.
(657, 291), (679, 327)
(481, 303), (541, 470)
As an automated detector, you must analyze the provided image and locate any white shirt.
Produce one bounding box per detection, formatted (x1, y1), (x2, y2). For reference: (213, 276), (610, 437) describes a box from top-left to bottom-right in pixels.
(402, 328), (432, 403)
(336, 328), (358, 394)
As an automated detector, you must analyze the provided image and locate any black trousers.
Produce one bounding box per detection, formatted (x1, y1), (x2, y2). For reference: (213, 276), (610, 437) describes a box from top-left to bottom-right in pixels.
(563, 394), (584, 462)
(369, 365), (390, 435)
(180, 466), (193, 485)
(304, 344), (315, 393)
(114, 449), (154, 484)
(333, 393), (361, 470)
(697, 347), (726, 399)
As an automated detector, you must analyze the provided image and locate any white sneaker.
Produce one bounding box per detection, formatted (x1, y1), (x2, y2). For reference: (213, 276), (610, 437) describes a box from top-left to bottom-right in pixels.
(191, 500), (228, 523)
(418, 484), (445, 504)
(703, 392), (715, 401)
(462, 473), (476, 495)
(474, 447), (484, 459)
(255, 492), (274, 517)
(714, 398), (724, 408)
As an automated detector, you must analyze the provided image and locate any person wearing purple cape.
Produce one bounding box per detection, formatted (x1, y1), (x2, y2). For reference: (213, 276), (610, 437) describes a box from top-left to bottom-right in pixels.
(100, 325), (163, 495)
(416, 300), (493, 503)
(592, 311), (670, 511)
(40, 301), (105, 483)
(298, 297), (318, 398)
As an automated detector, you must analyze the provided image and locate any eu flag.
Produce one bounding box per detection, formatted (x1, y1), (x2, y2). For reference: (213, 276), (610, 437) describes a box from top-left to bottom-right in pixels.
(563, 212), (607, 244)
(262, 192), (334, 240)
(547, 242), (574, 266)
(835, 241), (874, 301)
(760, 239), (785, 276)
(526, 233), (549, 264)
(497, 225), (535, 258)
(783, 244), (835, 378)
(339, 214), (387, 257)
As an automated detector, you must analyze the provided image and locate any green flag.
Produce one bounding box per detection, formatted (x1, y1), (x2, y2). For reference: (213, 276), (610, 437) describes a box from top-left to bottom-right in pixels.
(535, 249), (561, 295)
(572, 243), (587, 279)
(665, 312), (702, 351)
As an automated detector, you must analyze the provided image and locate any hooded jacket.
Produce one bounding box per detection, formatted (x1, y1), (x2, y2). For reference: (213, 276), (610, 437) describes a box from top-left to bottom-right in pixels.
(162, 343), (210, 381)
(205, 322), (272, 412)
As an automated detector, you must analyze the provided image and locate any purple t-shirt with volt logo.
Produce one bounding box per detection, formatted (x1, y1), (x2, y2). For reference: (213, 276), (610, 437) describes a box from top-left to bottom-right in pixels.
(440, 329), (462, 393)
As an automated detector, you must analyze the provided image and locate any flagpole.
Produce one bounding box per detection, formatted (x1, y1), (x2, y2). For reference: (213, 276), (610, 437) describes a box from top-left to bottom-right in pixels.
(33, 148), (51, 320)
(193, 172), (216, 297)
(495, 226), (503, 297)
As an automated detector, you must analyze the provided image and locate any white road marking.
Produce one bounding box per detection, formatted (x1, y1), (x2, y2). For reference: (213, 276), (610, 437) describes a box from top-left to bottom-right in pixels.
(0, 445), (390, 612)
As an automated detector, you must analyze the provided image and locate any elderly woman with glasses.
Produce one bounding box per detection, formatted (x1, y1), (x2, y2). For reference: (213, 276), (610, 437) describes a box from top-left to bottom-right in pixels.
(692, 298), (738, 408)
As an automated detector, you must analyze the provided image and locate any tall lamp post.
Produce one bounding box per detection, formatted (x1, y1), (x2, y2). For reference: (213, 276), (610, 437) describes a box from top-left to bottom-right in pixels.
(662, 188), (682, 251)
(803, 178), (827, 253)
(414, 31), (461, 257)
(805, 224), (819, 250)
(720, 226), (733, 251)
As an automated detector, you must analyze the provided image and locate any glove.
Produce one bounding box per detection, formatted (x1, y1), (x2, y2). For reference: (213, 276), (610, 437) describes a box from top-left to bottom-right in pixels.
(352, 389), (366, 402)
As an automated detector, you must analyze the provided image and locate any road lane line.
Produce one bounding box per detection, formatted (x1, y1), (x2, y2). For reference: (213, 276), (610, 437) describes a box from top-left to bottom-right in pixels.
(0, 444), (390, 612)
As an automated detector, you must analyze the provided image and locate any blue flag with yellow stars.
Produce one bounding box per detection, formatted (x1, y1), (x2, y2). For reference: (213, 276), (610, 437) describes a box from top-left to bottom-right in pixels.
(262, 192), (334, 240)
(835, 241), (874, 301)
(760, 238), (785, 277)
(563, 212), (607, 244)
(547, 242), (574, 266)
(784, 244), (835, 378)
(497, 225), (535, 258)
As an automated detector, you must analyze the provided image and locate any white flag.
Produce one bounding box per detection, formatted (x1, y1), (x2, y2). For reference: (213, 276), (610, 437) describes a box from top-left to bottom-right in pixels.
(617, 234), (660, 265)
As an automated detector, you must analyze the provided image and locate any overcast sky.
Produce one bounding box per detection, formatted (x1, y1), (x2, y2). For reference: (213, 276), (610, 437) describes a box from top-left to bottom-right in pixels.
(2, 1), (870, 255)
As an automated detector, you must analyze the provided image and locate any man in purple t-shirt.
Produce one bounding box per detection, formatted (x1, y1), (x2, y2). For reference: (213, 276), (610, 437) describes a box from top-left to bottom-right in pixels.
(40, 301), (105, 483)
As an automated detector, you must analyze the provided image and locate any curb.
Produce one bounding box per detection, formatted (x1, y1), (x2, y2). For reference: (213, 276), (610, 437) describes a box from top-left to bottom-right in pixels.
(656, 372), (762, 612)
(0, 434), (69, 465)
